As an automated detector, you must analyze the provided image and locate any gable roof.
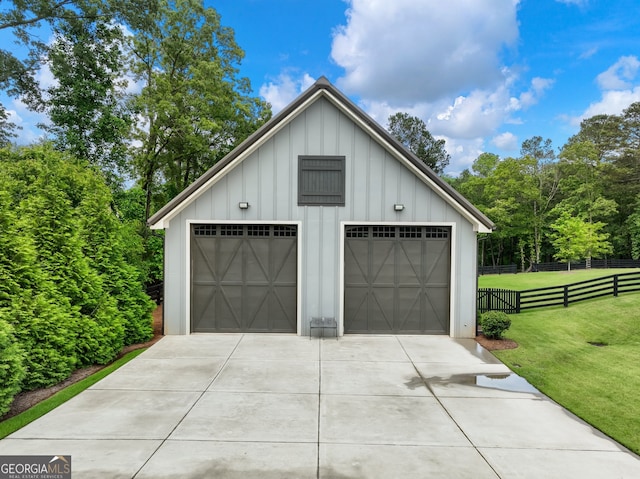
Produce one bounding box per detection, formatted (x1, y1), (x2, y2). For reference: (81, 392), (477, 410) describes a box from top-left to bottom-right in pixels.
(148, 76), (495, 233)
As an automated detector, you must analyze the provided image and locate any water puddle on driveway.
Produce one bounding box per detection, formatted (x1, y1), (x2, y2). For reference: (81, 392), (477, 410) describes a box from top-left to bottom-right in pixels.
(425, 373), (541, 394)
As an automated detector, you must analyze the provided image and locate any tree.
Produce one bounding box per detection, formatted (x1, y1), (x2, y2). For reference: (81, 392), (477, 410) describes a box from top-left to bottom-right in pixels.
(387, 112), (450, 174)
(0, 318), (25, 415)
(549, 212), (612, 271)
(113, 186), (163, 282)
(0, 0), (157, 133)
(521, 136), (556, 164)
(42, 17), (132, 185)
(448, 153), (501, 269)
(554, 141), (617, 233)
(0, 105), (18, 146)
(520, 136), (559, 266)
(129, 0), (271, 220)
(472, 152), (500, 178)
(628, 195), (640, 260)
(615, 102), (640, 211)
(485, 156), (538, 270)
(75, 167), (155, 344)
(567, 103), (640, 256)
(450, 105), (640, 267)
(567, 113), (623, 162)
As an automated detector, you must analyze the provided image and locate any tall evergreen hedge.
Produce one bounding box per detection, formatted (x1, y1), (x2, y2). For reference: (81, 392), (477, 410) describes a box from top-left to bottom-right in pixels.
(0, 145), (154, 405)
(0, 318), (25, 416)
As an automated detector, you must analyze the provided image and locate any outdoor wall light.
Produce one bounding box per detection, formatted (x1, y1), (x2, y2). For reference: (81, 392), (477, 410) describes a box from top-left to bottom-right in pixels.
(238, 202), (250, 209)
(394, 203), (405, 211)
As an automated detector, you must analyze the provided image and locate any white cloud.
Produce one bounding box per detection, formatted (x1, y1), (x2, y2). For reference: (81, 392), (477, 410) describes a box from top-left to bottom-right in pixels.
(35, 61), (57, 90)
(259, 72), (315, 113)
(491, 132), (519, 151)
(577, 87), (640, 123)
(256, 1), (562, 175)
(570, 56), (640, 126)
(331, 0), (520, 106)
(360, 99), (430, 128)
(433, 90), (509, 139)
(514, 77), (555, 110)
(6, 108), (22, 126)
(579, 47), (598, 60)
(439, 137), (486, 176)
(353, 69), (553, 173)
(5, 98), (48, 144)
(596, 55), (640, 90)
(323, 0), (562, 173)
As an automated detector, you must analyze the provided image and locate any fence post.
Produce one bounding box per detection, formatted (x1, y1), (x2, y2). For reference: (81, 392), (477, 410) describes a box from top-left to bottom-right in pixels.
(564, 285), (569, 308)
(613, 275), (618, 297)
(516, 291), (521, 314)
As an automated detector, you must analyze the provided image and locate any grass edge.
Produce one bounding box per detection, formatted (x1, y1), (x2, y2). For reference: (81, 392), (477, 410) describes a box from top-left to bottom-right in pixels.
(494, 350), (640, 455)
(0, 348), (147, 439)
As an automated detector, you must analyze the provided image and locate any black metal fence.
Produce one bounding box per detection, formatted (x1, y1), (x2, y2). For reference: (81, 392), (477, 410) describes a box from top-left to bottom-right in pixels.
(478, 264), (518, 275)
(477, 288), (519, 313)
(532, 259), (640, 272)
(478, 271), (640, 314)
(479, 259), (640, 275)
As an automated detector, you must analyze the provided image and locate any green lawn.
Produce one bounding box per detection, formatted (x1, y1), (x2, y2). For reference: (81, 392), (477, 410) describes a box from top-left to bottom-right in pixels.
(479, 268), (640, 290)
(0, 349), (146, 439)
(481, 272), (640, 454)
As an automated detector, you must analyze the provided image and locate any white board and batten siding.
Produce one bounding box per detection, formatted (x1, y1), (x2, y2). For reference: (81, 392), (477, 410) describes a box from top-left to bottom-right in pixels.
(161, 95), (483, 338)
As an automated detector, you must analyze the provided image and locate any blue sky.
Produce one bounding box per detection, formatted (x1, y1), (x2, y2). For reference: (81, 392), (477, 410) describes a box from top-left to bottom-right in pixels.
(4, 0), (640, 175)
(213, 0), (640, 174)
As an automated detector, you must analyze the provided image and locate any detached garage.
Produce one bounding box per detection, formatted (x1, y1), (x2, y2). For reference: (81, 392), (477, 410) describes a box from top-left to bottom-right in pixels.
(148, 77), (494, 338)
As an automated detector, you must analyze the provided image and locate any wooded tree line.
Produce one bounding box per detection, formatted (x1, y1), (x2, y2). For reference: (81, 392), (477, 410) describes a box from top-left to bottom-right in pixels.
(0, 0), (271, 278)
(0, 0), (270, 414)
(446, 103), (640, 269)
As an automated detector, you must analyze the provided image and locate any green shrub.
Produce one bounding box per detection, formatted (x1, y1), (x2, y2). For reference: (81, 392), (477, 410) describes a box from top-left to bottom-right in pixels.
(0, 145), (154, 390)
(0, 318), (25, 416)
(4, 294), (78, 390)
(480, 311), (512, 339)
(75, 172), (154, 346)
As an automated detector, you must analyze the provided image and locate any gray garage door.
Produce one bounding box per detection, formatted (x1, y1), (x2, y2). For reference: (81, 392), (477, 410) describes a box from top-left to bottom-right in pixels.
(191, 224), (297, 333)
(344, 225), (450, 334)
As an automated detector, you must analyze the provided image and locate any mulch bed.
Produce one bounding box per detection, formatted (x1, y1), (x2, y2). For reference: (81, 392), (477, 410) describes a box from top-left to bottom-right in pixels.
(475, 333), (518, 351)
(0, 305), (164, 422)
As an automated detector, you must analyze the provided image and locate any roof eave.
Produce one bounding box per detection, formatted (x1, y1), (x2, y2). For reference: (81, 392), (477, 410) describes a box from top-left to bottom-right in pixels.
(147, 82), (326, 228)
(147, 76), (495, 233)
(316, 85), (496, 232)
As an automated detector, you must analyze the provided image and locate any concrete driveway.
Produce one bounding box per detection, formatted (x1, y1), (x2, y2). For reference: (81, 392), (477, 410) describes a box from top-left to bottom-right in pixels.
(2, 334), (640, 478)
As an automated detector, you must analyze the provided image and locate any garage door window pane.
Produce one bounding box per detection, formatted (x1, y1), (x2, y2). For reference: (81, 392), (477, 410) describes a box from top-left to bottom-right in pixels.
(373, 226), (395, 238)
(399, 226), (421, 238)
(274, 226), (297, 237)
(193, 224), (216, 236)
(425, 227), (449, 238)
(346, 226), (369, 238)
(248, 225), (269, 236)
(221, 225), (244, 236)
